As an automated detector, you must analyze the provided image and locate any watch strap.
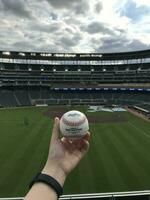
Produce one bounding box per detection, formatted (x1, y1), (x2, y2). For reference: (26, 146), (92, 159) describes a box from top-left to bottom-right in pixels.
(29, 173), (63, 198)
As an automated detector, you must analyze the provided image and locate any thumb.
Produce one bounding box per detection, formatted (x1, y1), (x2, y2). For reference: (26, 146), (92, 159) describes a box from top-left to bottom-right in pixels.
(51, 117), (60, 142)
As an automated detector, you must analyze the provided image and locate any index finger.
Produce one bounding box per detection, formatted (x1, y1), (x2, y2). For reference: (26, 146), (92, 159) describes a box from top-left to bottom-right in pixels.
(51, 117), (60, 142)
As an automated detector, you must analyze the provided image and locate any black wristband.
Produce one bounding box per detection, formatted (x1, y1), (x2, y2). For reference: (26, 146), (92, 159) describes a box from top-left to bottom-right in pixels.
(29, 173), (63, 198)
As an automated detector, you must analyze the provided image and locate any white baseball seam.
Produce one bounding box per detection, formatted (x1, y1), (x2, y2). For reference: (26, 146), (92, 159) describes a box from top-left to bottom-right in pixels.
(62, 116), (86, 126)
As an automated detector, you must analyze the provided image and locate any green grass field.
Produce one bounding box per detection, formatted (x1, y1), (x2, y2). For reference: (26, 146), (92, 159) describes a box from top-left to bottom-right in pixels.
(0, 106), (150, 197)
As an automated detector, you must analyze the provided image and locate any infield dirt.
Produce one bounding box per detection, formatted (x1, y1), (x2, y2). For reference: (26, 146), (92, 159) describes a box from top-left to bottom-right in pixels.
(43, 108), (127, 124)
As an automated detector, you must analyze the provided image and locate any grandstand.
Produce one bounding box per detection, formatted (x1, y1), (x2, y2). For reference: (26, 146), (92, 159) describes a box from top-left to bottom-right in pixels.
(0, 50), (149, 110)
(0, 49), (150, 200)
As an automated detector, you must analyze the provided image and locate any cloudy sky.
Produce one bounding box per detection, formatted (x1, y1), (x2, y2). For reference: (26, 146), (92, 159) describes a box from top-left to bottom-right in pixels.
(0, 0), (150, 53)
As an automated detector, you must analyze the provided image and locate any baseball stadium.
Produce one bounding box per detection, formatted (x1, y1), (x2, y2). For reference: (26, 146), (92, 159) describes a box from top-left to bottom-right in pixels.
(0, 49), (150, 200)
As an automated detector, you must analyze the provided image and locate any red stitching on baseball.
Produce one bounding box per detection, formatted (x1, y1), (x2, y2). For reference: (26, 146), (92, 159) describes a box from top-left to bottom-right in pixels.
(62, 116), (86, 126)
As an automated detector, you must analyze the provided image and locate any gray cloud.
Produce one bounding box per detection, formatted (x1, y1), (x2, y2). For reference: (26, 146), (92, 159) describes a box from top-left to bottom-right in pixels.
(12, 36), (61, 53)
(94, 1), (103, 14)
(37, 43), (60, 52)
(0, 0), (32, 18)
(60, 37), (77, 47)
(13, 40), (37, 51)
(119, 0), (150, 22)
(74, 0), (90, 15)
(59, 33), (82, 49)
(28, 21), (61, 33)
(0, 0), (149, 53)
(100, 37), (129, 52)
(95, 36), (150, 53)
(47, 0), (80, 9)
(83, 21), (113, 35)
(127, 39), (150, 51)
(50, 12), (58, 20)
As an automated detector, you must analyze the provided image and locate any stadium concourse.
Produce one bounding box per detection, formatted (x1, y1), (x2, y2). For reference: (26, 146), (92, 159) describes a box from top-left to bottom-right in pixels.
(0, 49), (150, 200)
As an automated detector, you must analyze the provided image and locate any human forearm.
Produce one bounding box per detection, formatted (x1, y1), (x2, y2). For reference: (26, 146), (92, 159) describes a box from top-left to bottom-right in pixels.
(42, 163), (67, 187)
(24, 182), (58, 200)
(24, 165), (66, 200)
(24, 117), (90, 200)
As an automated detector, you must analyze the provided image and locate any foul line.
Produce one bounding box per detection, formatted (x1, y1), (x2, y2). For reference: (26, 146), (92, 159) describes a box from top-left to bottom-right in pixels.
(128, 122), (150, 139)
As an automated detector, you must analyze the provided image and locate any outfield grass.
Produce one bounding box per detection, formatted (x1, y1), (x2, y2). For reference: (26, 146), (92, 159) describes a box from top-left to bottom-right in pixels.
(0, 106), (150, 197)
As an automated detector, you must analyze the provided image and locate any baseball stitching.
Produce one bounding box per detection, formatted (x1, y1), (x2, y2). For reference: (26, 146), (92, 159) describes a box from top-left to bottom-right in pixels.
(62, 116), (86, 126)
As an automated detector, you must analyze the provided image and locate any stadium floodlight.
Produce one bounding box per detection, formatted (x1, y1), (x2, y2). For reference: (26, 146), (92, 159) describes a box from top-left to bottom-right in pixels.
(54, 54), (64, 57)
(2, 51), (10, 55)
(40, 53), (52, 57)
(64, 54), (76, 57)
(31, 53), (36, 56)
(19, 52), (25, 56)
(91, 54), (103, 58)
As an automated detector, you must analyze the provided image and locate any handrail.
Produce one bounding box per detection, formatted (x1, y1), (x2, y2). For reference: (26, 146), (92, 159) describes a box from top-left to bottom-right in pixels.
(1, 190), (150, 200)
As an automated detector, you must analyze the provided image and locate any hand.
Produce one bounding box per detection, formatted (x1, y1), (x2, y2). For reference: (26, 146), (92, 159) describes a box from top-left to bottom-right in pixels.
(42, 117), (90, 186)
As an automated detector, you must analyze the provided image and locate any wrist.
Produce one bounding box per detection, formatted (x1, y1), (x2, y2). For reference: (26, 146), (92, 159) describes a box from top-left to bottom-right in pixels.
(42, 164), (66, 187)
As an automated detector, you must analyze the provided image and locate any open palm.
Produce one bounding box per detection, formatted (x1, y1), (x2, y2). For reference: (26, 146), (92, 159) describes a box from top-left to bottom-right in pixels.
(47, 117), (90, 176)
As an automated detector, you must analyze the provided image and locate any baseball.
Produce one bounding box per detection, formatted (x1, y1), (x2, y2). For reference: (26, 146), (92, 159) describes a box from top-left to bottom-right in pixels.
(60, 110), (89, 138)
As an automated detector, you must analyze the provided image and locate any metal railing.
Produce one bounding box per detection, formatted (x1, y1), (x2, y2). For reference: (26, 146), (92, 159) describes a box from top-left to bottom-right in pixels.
(1, 190), (150, 200)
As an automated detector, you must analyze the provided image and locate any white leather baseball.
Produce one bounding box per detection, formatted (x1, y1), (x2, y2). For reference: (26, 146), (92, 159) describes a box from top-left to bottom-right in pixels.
(60, 110), (89, 138)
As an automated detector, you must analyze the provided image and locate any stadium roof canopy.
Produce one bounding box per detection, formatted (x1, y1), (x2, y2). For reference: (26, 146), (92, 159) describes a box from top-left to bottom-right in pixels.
(0, 49), (150, 61)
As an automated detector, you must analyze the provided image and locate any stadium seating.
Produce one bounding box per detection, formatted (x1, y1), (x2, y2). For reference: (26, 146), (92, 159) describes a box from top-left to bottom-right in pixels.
(62, 93), (78, 99)
(15, 90), (31, 106)
(29, 90), (41, 99)
(41, 90), (51, 99)
(0, 89), (149, 108)
(0, 50), (149, 108)
(0, 90), (18, 107)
